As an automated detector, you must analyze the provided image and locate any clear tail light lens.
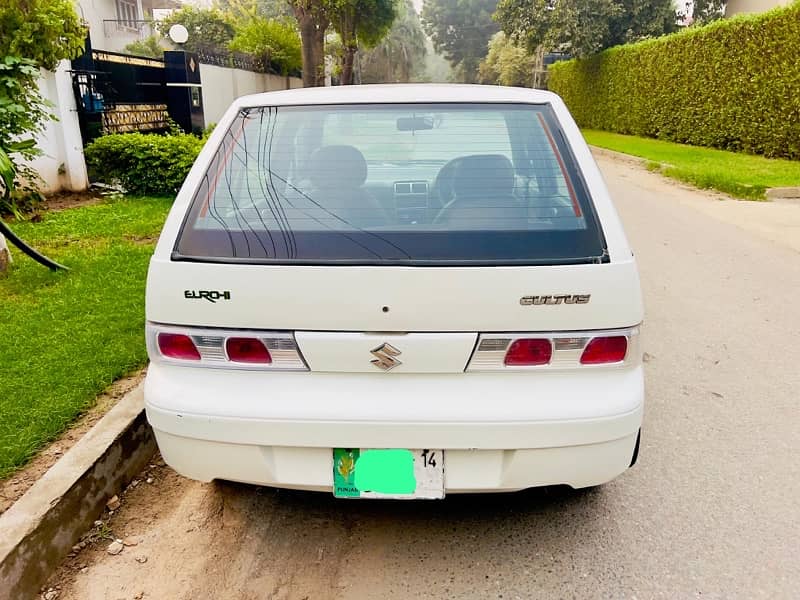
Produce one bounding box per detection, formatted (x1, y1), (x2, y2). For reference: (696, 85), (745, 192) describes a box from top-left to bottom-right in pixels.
(225, 337), (272, 364)
(157, 333), (201, 361)
(580, 336), (628, 364)
(503, 338), (552, 366)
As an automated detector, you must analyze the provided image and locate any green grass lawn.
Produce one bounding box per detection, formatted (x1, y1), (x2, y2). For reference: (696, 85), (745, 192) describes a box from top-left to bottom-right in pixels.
(583, 130), (800, 200)
(0, 197), (172, 478)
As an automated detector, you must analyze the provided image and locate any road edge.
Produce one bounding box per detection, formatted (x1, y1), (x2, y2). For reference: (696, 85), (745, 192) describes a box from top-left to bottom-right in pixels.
(589, 145), (650, 168)
(590, 144), (800, 202)
(0, 384), (155, 600)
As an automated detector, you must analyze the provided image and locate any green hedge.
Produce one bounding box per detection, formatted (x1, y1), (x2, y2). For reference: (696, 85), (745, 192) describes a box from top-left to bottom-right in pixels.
(84, 132), (205, 196)
(548, 3), (800, 160)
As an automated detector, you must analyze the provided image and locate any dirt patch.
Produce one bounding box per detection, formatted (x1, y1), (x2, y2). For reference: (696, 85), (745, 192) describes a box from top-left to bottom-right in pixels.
(38, 191), (106, 213)
(0, 370), (146, 516)
(48, 463), (360, 600)
(2, 190), (107, 223)
(122, 235), (159, 245)
(44, 454), (185, 600)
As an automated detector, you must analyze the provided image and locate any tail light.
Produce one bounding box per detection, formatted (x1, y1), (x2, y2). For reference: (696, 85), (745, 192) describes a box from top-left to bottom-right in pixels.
(157, 333), (201, 361)
(226, 337), (272, 364)
(147, 324), (307, 370)
(468, 328), (638, 371)
(580, 336), (628, 364)
(503, 339), (552, 366)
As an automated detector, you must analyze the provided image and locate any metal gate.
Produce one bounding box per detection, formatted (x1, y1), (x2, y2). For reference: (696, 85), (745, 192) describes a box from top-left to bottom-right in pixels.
(70, 38), (203, 144)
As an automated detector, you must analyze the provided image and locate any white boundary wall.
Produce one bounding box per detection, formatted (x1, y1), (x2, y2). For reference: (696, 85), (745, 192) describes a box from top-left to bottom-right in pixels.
(200, 64), (303, 127)
(26, 61), (89, 193)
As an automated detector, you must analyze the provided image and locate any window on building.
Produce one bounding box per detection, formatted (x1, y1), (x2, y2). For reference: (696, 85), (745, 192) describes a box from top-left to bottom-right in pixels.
(117, 0), (139, 29)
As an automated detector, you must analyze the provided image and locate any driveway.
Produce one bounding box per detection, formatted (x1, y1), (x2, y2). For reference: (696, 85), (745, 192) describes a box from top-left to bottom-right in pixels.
(51, 155), (800, 600)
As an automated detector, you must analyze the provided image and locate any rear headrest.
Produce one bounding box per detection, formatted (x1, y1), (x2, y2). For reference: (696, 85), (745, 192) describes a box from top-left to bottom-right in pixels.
(453, 154), (515, 199)
(308, 145), (368, 190)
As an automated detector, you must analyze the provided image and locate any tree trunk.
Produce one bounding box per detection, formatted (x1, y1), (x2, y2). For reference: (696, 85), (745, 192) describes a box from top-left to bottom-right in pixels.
(0, 233), (11, 273)
(462, 57), (479, 84)
(298, 17), (320, 87)
(312, 27), (326, 86)
(294, 5), (328, 88)
(532, 46), (547, 90)
(341, 45), (357, 85)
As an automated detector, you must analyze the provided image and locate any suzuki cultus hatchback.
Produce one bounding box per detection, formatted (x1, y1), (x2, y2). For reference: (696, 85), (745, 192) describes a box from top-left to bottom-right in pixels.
(145, 84), (644, 499)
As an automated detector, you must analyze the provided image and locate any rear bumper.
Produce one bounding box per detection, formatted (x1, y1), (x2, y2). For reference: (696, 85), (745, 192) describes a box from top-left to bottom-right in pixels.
(152, 430), (639, 492)
(145, 363), (644, 491)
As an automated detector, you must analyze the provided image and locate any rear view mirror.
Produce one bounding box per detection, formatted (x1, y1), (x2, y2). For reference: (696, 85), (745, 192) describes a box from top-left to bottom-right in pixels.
(397, 116), (434, 131)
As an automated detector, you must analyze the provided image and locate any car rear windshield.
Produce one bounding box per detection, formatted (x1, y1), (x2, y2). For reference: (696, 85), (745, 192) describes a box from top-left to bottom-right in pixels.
(174, 103), (607, 265)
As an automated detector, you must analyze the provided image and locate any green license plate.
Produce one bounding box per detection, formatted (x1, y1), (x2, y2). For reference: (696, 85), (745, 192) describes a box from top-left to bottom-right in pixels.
(332, 448), (445, 499)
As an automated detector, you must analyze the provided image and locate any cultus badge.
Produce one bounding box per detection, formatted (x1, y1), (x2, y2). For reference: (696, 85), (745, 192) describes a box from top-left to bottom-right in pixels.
(520, 294), (591, 306)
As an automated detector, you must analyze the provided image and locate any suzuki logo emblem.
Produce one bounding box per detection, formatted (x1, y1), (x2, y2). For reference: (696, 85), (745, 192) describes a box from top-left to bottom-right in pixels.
(370, 343), (402, 371)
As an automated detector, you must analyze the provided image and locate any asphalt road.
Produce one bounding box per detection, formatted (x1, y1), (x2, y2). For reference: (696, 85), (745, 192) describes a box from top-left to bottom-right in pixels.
(54, 156), (800, 600)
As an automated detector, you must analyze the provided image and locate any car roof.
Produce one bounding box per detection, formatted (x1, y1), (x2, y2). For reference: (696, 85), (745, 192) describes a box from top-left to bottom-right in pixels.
(235, 84), (561, 108)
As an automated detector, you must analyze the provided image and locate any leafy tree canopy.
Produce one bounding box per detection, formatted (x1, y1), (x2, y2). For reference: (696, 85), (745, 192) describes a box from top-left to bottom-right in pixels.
(0, 0), (86, 71)
(478, 31), (536, 86)
(361, 0), (428, 83)
(689, 0), (727, 24)
(0, 57), (48, 210)
(421, 0), (500, 82)
(221, 0), (295, 20)
(332, 0), (398, 83)
(229, 17), (303, 74)
(0, 0), (85, 210)
(495, 0), (678, 58)
(124, 36), (168, 59)
(157, 6), (237, 53)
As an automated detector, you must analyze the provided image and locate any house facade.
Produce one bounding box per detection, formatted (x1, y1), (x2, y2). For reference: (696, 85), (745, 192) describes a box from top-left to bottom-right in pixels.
(726, 0), (792, 16)
(76, 0), (168, 53)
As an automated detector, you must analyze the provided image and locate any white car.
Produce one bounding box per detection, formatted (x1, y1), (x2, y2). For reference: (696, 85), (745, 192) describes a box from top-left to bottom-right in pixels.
(144, 84), (644, 499)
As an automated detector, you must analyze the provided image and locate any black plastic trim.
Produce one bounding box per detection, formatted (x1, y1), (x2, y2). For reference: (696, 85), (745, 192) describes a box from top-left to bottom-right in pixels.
(629, 429), (641, 468)
(169, 251), (609, 266)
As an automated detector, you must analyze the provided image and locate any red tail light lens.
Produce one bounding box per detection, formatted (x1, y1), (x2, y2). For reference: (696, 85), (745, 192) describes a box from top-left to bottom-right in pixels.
(158, 333), (201, 361)
(504, 338), (552, 366)
(225, 337), (272, 364)
(580, 336), (628, 364)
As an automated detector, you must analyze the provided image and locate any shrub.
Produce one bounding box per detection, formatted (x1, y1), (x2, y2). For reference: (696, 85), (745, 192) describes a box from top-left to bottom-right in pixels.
(1, 0), (85, 214)
(0, 57), (50, 216)
(0, 0), (85, 71)
(228, 17), (302, 75)
(156, 6), (236, 54)
(124, 35), (166, 59)
(84, 132), (204, 196)
(478, 32), (536, 87)
(548, 3), (800, 160)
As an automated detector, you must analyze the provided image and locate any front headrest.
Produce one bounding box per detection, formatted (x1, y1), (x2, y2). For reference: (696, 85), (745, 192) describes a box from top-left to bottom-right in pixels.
(308, 145), (368, 189)
(453, 154), (515, 199)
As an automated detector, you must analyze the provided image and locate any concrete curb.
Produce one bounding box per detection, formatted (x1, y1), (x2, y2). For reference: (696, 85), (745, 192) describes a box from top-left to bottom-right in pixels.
(0, 385), (155, 600)
(765, 187), (800, 203)
(589, 145), (651, 168)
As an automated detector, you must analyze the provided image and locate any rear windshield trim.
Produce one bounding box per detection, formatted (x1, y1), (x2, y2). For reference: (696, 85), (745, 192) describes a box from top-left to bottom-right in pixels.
(172, 102), (608, 266)
(169, 253), (609, 266)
